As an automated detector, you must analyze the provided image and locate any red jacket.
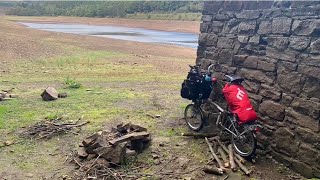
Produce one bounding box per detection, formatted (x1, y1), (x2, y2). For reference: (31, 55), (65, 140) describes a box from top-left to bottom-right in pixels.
(222, 84), (257, 124)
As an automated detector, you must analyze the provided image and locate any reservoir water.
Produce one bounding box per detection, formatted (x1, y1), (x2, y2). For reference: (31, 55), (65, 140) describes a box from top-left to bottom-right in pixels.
(20, 22), (198, 49)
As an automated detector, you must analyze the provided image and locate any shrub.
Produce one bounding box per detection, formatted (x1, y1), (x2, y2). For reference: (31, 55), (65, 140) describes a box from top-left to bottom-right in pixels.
(64, 77), (81, 89)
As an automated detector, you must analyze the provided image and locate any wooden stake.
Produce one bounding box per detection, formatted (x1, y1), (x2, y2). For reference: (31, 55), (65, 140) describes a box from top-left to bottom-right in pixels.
(218, 147), (230, 168)
(228, 144), (237, 172)
(205, 137), (224, 170)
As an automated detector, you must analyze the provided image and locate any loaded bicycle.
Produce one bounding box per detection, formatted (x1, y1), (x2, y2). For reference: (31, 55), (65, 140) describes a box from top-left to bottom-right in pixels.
(181, 64), (262, 158)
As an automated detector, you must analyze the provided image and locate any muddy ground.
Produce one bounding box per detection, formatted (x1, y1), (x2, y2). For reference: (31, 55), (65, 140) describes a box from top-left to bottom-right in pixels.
(0, 16), (305, 180)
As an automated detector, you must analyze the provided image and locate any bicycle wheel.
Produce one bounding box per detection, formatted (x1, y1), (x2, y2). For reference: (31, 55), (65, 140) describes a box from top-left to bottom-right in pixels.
(184, 104), (203, 131)
(231, 126), (257, 157)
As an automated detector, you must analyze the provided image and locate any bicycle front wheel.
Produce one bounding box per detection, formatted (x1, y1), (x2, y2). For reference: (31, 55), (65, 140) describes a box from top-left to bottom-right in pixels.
(184, 104), (203, 131)
(231, 127), (257, 157)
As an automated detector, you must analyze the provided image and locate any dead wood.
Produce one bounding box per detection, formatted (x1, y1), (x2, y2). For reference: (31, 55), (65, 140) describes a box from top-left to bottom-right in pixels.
(235, 157), (251, 175)
(20, 117), (89, 140)
(203, 165), (224, 175)
(205, 137), (224, 170)
(181, 132), (218, 138)
(218, 147), (230, 168)
(217, 140), (245, 163)
(108, 131), (149, 146)
(228, 144), (237, 172)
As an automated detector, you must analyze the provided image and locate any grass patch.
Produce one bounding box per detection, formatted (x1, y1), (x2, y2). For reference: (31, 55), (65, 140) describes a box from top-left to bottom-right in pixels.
(64, 77), (82, 89)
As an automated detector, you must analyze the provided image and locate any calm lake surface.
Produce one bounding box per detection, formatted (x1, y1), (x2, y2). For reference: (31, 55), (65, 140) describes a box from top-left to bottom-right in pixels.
(20, 22), (198, 49)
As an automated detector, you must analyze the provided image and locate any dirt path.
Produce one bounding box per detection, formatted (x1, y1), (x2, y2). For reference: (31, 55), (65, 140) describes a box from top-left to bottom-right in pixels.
(0, 17), (303, 180)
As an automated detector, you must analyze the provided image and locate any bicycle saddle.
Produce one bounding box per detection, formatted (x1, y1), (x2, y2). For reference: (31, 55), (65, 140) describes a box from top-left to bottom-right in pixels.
(225, 75), (244, 84)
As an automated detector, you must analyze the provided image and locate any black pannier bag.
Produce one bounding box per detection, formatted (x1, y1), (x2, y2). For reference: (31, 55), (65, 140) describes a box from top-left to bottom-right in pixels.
(180, 66), (212, 100)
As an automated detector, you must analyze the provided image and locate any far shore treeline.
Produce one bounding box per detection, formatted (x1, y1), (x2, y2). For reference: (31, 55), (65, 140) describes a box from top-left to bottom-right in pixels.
(4, 1), (203, 21)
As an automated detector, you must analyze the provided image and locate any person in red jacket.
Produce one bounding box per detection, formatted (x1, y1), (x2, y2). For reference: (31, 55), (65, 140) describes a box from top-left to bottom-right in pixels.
(222, 77), (258, 124)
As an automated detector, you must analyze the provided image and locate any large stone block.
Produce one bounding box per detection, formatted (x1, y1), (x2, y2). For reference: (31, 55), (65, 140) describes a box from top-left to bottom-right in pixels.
(296, 127), (320, 145)
(286, 108), (319, 132)
(272, 17), (293, 35)
(274, 127), (299, 156)
(217, 37), (234, 49)
(301, 76), (320, 99)
(257, 58), (276, 72)
(292, 19), (320, 36)
(218, 49), (233, 65)
(298, 65), (320, 79)
(267, 36), (289, 50)
(238, 68), (274, 84)
(281, 93), (294, 106)
(299, 144), (319, 164)
(300, 54), (320, 67)
(223, 18), (240, 34)
(198, 33), (207, 46)
(257, 21), (272, 35)
(278, 61), (298, 71)
(237, 35), (249, 44)
(310, 39), (320, 55)
(208, 21), (224, 33)
(292, 6), (318, 17)
(291, 159), (314, 178)
(259, 84), (282, 101)
(205, 51), (219, 60)
(206, 34), (218, 46)
(200, 22), (209, 33)
(238, 20), (257, 35)
(277, 70), (303, 94)
(235, 10), (261, 20)
(259, 100), (285, 121)
(248, 35), (260, 45)
(243, 80), (260, 94)
(266, 47), (297, 62)
(289, 36), (311, 51)
(201, 15), (213, 22)
(291, 97), (320, 119)
(242, 56), (258, 69)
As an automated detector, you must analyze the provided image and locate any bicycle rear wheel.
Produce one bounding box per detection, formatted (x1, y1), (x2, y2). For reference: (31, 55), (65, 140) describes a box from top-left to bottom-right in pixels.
(231, 126), (256, 157)
(184, 104), (203, 131)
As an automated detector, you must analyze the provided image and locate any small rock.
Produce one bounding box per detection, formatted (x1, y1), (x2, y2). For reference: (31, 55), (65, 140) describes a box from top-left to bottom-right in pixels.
(86, 154), (96, 160)
(154, 159), (161, 165)
(25, 173), (33, 178)
(152, 154), (159, 159)
(41, 87), (58, 101)
(77, 147), (88, 158)
(58, 92), (68, 98)
(4, 140), (14, 146)
(155, 115), (161, 118)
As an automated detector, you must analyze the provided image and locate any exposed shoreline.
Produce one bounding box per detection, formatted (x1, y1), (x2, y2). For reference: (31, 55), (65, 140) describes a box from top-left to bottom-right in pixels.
(6, 16), (201, 34)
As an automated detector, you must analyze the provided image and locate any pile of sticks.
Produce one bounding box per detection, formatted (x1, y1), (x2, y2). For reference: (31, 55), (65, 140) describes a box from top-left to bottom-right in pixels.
(21, 117), (89, 140)
(204, 137), (251, 176)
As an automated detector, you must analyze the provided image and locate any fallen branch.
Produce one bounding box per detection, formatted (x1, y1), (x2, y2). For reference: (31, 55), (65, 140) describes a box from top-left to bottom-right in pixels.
(217, 140), (245, 163)
(181, 132), (218, 138)
(218, 147), (230, 168)
(203, 165), (223, 175)
(228, 144), (237, 172)
(205, 137), (224, 170)
(235, 157), (251, 175)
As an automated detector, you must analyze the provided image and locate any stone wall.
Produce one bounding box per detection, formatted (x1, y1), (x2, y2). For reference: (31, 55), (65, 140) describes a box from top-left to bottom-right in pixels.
(197, 1), (320, 178)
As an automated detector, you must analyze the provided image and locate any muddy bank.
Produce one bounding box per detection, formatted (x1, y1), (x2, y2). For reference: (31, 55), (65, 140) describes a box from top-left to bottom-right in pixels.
(6, 16), (200, 34)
